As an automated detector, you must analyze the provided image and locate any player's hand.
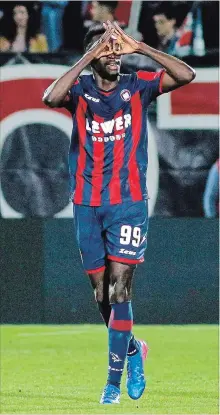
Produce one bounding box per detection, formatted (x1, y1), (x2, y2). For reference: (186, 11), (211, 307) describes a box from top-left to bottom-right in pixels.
(86, 25), (115, 60)
(109, 21), (141, 55)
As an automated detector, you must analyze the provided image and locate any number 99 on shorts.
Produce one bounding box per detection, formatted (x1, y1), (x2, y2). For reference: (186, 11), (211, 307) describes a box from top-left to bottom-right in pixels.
(119, 225), (141, 247)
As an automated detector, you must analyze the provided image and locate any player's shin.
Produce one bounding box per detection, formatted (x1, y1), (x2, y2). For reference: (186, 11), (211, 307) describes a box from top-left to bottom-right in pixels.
(107, 301), (133, 388)
(97, 301), (111, 327)
(96, 267), (111, 327)
(97, 293), (139, 355)
(88, 268), (139, 357)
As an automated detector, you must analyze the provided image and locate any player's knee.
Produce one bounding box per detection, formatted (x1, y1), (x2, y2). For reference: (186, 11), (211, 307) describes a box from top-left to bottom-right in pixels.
(109, 264), (135, 303)
(109, 276), (129, 304)
(95, 281), (104, 302)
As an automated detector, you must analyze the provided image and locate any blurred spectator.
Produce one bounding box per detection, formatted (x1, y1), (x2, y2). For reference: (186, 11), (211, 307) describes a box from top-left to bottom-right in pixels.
(90, 1), (118, 23)
(138, 1), (191, 50)
(202, 1), (219, 53)
(203, 160), (219, 218)
(0, 7), (4, 22)
(172, 1), (205, 57)
(0, 2), (48, 52)
(152, 4), (178, 53)
(62, 1), (85, 52)
(152, 2), (205, 57)
(41, 1), (68, 52)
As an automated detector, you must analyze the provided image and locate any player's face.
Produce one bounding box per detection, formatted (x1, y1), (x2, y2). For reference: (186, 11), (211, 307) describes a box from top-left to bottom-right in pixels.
(94, 54), (121, 76)
(13, 5), (29, 28)
(91, 35), (121, 80)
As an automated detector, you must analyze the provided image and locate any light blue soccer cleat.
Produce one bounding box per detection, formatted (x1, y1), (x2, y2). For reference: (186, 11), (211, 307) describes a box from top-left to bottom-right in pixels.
(100, 384), (120, 404)
(126, 340), (149, 400)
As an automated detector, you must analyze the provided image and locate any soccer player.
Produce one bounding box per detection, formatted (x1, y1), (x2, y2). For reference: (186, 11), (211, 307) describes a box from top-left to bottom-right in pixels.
(43, 21), (195, 404)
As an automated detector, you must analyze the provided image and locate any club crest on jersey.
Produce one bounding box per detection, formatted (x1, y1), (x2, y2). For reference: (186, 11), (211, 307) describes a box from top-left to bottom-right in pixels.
(120, 89), (131, 102)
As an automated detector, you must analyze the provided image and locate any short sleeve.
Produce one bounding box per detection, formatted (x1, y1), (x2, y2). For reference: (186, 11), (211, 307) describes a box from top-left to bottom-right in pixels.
(63, 78), (80, 113)
(137, 70), (166, 103)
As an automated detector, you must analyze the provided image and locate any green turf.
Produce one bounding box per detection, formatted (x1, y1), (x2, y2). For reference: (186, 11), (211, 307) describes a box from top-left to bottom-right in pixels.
(0, 324), (218, 414)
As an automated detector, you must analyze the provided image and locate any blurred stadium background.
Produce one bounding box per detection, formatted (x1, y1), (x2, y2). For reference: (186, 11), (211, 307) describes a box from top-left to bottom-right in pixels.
(0, 1), (219, 414)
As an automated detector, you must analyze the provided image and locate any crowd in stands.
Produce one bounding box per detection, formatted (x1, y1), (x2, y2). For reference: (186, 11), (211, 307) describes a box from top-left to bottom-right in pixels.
(0, 1), (218, 56)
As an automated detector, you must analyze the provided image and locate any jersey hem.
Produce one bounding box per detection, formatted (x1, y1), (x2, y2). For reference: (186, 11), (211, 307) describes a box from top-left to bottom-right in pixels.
(73, 195), (148, 206)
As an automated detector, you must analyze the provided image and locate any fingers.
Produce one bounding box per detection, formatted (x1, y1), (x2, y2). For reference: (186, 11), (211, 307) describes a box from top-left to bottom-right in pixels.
(101, 25), (114, 42)
(106, 20), (114, 29)
(99, 21), (123, 56)
(102, 21), (122, 41)
(112, 21), (124, 36)
(97, 27), (114, 57)
(100, 33), (113, 49)
(101, 20), (123, 54)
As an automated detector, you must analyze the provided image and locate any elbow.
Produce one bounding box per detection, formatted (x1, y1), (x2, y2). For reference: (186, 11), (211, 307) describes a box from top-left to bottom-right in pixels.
(43, 98), (57, 108)
(42, 92), (57, 108)
(184, 67), (196, 84)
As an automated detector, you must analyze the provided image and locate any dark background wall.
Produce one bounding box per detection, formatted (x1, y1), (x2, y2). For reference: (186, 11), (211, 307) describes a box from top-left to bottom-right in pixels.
(1, 219), (218, 324)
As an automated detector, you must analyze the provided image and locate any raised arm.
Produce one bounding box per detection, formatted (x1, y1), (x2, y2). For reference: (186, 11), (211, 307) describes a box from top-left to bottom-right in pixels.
(42, 54), (93, 108)
(110, 21), (196, 92)
(43, 25), (115, 108)
(136, 43), (196, 92)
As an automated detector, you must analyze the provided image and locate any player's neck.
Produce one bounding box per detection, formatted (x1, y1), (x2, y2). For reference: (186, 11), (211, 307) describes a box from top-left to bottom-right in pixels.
(93, 72), (119, 91)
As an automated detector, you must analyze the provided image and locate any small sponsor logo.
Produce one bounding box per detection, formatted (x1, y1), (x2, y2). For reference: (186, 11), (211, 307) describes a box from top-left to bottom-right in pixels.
(84, 93), (100, 102)
(141, 235), (147, 245)
(110, 352), (122, 362)
(120, 89), (131, 102)
(119, 248), (136, 256)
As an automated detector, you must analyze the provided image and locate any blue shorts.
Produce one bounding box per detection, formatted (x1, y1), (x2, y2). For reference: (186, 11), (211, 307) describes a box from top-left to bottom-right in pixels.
(73, 200), (148, 273)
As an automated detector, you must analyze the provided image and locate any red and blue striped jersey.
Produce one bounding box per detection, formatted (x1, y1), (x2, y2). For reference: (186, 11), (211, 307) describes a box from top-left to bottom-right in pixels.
(68, 70), (165, 206)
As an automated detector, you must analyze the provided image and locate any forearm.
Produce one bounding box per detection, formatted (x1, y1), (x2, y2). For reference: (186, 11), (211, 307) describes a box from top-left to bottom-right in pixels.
(43, 52), (93, 107)
(137, 42), (195, 84)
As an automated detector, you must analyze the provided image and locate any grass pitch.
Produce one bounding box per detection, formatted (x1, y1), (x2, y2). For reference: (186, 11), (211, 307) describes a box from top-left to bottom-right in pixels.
(0, 324), (218, 414)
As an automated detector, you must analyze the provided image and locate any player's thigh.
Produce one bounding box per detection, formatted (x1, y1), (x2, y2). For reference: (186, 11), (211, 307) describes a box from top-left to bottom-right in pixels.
(105, 200), (148, 265)
(73, 204), (106, 273)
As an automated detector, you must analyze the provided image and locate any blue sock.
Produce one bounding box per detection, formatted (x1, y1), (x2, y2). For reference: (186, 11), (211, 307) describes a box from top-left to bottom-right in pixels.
(107, 302), (133, 388)
(127, 334), (140, 356)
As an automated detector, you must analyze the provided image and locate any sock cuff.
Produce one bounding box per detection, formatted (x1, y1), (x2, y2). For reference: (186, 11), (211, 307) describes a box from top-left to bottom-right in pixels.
(109, 302), (133, 331)
(110, 319), (133, 331)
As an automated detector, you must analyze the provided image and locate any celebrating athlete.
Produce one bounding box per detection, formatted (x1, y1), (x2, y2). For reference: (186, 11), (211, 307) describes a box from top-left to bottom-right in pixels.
(43, 21), (195, 404)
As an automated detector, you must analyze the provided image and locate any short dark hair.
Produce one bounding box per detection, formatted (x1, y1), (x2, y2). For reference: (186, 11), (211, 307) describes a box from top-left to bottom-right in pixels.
(98, 1), (118, 13)
(153, 4), (177, 21)
(83, 23), (105, 51)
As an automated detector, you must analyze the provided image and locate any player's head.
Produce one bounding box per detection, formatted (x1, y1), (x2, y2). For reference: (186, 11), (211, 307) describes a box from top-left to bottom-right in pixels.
(84, 24), (121, 81)
(153, 5), (176, 37)
(90, 1), (118, 22)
